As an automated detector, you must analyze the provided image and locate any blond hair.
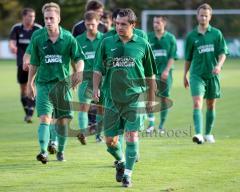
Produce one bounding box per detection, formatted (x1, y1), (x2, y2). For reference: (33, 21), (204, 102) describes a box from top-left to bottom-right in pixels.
(42, 2), (60, 15)
(197, 3), (212, 14)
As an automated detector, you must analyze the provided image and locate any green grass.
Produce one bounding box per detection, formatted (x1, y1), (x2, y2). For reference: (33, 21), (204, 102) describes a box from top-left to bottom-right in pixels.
(0, 59), (240, 192)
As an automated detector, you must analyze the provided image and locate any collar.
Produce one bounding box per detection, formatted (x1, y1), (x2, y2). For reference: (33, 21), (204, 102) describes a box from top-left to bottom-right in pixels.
(113, 33), (138, 42)
(195, 25), (212, 34)
(43, 26), (63, 42)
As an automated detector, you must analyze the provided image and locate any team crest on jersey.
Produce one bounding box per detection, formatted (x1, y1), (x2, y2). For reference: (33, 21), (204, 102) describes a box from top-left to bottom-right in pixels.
(112, 56), (135, 67)
(45, 55), (62, 64)
(198, 44), (214, 54)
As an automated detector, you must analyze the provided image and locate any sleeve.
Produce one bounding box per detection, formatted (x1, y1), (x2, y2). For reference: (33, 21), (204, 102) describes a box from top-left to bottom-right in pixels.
(94, 39), (106, 74)
(143, 42), (157, 77)
(25, 44), (32, 55)
(169, 35), (178, 60)
(70, 36), (85, 63)
(9, 25), (17, 40)
(184, 34), (193, 62)
(217, 30), (229, 56)
(30, 37), (40, 66)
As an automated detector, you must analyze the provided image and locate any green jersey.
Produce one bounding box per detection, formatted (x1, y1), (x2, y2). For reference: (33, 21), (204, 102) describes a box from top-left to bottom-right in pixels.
(103, 27), (148, 41)
(94, 33), (156, 101)
(76, 31), (103, 72)
(185, 25), (228, 78)
(148, 31), (177, 74)
(30, 27), (85, 83)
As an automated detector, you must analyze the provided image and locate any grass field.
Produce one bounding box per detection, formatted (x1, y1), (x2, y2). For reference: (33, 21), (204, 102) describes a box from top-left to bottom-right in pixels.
(0, 59), (239, 192)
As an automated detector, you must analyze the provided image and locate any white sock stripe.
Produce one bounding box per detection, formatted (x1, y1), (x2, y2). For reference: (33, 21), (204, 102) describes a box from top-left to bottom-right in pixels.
(124, 169), (132, 177)
(148, 117), (155, 121)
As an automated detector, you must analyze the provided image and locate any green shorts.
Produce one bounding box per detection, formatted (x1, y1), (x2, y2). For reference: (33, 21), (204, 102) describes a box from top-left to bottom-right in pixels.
(36, 81), (73, 119)
(78, 80), (104, 105)
(103, 94), (146, 137)
(190, 74), (221, 99)
(156, 70), (173, 97)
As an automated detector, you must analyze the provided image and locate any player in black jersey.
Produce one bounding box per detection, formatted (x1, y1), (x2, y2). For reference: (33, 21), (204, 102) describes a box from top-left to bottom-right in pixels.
(9, 8), (42, 123)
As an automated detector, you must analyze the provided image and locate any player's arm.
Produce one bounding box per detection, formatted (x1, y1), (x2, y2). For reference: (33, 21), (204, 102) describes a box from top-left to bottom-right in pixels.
(212, 54), (226, 75)
(27, 65), (37, 99)
(146, 75), (156, 113)
(162, 58), (174, 80)
(23, 53), (31, 71)
(183, 61), (191, 88)
(93, 71), (102, 102)
(9, 40), (17, 54)
(71, 59), (84, 89)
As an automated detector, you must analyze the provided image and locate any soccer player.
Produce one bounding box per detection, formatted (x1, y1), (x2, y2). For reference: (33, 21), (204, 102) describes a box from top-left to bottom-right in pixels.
(72, 0), (107, 37)
(146, 15), (177, 134)
(9, 8), (41, 123)
(101, 10), (113, 32)
(76, 11), (104, 144)
(93, 8), (156, 187)
(27, 2), (84, 163)
(184, 3), (228, 144)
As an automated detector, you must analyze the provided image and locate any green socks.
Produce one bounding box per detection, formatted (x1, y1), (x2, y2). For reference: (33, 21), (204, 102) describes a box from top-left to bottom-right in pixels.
(193, 109), (203, 134)
(107, 140), (123, 161)
(38, 123), (50, 153)
(78, 112), (88, 133)
(125, 140), (139, 171)
(148, 113), (155, 127)
(206, 109), (216, 135)
(159, 109), (168, 129)
(49, 123), (57, 143)
(56, 124), (68, 152)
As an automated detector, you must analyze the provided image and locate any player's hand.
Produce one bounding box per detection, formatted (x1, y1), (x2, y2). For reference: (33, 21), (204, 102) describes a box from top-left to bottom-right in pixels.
(93, 88), (100, 102)
(23, 58), (30, 71)
(146, 101), (154, 113)
(184, 75), (189, 88)
(10, 47), (17, 54)
(71, 72), (82, 90)
(212, 65), (221, 75)
(27, 83), (35, 100)
(161, 69), (169, 81)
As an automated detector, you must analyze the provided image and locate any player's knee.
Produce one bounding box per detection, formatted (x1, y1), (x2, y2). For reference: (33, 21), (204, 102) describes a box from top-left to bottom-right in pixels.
(193, 97), (203, 109)
(106, 136), (118, 147)
(125, 131), (139, 143)
(40, 115), (52, 124)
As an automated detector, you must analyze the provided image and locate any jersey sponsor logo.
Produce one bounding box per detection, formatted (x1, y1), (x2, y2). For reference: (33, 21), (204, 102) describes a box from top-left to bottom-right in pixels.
(19, 34), (24, 38)
(153, 49), (167, 57)
(112, 56), (135, 67)
(45, 55), (62, 64)
(85, 51), (95, 59)
(198, 44), (214, 54)
(19, 39), (30, 44)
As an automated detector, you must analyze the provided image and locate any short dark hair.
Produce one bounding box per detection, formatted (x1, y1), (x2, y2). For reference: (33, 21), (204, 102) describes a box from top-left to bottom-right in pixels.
(112, 8), (121, 19)
(197, 3), (212, 14)
(154, 15), (167, 21)
(102, 10), (112, 20)
(21, 8), (35, 16)
(85, 0), (104, 11)
(117, 8), (137, 24)
(84, 10), (100, 21)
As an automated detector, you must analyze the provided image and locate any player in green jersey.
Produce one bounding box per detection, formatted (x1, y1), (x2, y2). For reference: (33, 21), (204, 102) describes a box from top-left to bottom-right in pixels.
(146, 15), (177, 134)
(27, 2), (85, 163)
(184, 3), (228, 144)
(93, 8), (156, 187)
(76, 11), (104, 144)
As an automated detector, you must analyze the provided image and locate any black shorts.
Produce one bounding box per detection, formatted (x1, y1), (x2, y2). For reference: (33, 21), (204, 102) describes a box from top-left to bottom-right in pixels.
(17, 66), (28, 84)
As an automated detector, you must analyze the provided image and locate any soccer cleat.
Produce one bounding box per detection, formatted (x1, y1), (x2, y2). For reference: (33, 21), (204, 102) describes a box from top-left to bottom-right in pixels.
(47, 142), (57, 154)
(192, 134), (204, 144)
(77, 133), (87, 145)
(113, 160), (118, 168)
(24, 115), (33, 123)
(146, 126), (154, 134)
(204, 134), (215, 143)
(158, 128), (165, 134)
(96, 135), (104, 143)
(122, 176), (132, 188)
(115, 161), (125, 182)
(56, 152), (65, 161)
(36, 152), (48, 164)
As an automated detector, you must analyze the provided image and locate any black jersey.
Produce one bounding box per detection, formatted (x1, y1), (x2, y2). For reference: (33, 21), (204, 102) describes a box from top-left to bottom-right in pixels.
(9, 23), (42, 66)
(72, 20), (107, 37)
